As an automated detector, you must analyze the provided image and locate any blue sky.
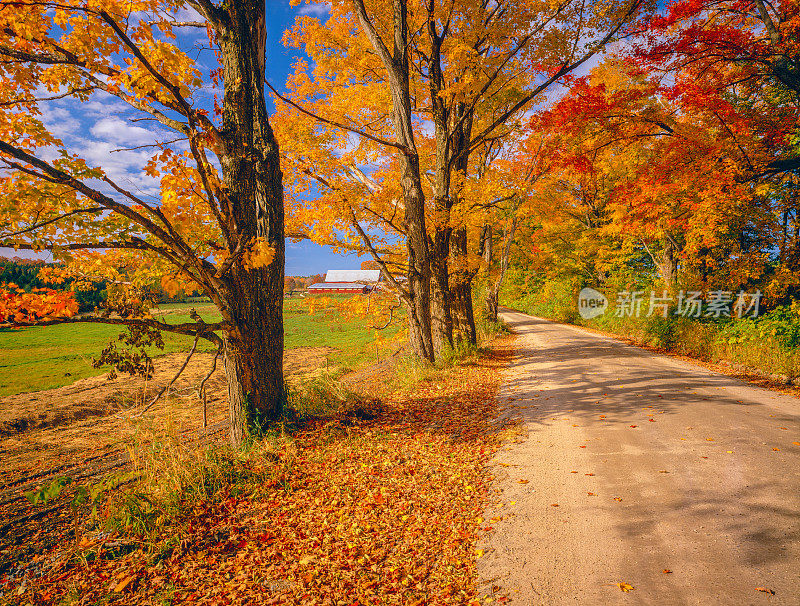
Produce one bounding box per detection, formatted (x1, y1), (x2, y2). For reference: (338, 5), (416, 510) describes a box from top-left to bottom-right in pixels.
(1, 0), (619, 275)
(1, 1), (360, 277)
(266, 2), (361, 275)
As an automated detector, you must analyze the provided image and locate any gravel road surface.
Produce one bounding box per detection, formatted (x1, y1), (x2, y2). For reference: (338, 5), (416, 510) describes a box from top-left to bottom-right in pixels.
(478, 310), (800, 605)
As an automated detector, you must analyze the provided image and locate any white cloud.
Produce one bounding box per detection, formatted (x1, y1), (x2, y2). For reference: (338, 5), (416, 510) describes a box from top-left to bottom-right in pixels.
(78, 139), (160, 196)
(297, 2), (331, 17)
(90, 117), (158, 146)
(174, 6), (204, 21)
(38, 106), (81, 138)
(79, 98), (130, 118)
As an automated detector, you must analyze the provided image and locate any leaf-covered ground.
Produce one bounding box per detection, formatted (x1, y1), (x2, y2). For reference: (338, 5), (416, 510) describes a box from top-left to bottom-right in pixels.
(4, 343), (510, 605)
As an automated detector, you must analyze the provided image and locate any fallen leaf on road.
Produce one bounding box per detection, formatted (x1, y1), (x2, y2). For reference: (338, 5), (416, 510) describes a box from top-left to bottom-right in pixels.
(701, 456), (708, 459)
(475, 549), (484, 558)
(572, 424), (578, 427)
(726, 451), (733, 454)
(706, 437), (714, 441)
(613, 497), (623, 502)
(550, 504), (559, 507)
(518, 479), (529, 484)
(755, 587), (775, 595)
(772, 448), (781, 451)
(579, 445), (587, 448)
(629, 425), (638, 428)
(585, 473), (594, 476)
(779, 427), (787, 430)
(570, 470), (578, 473)
(616, 582), (635, 592)
(662, 569), (672, 574)
(649, 419), (656, 422)
(793, 442), (800, 446)
(599, 415), (606, 419)
(587, 492), (595, 496)
(658, 470), (668, 473)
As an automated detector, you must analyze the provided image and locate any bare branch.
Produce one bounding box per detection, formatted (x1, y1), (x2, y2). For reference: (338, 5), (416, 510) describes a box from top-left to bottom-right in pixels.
(466, 0), (643, 155)
(198, 344), (221, 428)
(349, 208), (410, 303)
(134, 333), (200, 417)
(110, 137), (187, 152)
(0, 86), (94, 107)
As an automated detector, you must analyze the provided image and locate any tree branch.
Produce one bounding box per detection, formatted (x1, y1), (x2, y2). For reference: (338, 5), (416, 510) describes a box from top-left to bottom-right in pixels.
(134, 332), (200, 417)
(0, 207), (104, 238)
(4, 315), (225, 342)
(266, 80), (410, 153)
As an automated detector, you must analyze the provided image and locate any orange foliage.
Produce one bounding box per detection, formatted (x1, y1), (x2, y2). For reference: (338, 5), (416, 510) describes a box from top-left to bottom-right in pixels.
(0, 283), (78, 324)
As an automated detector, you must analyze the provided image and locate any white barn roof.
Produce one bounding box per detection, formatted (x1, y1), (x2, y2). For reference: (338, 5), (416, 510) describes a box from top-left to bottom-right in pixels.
(325, 269), (380, 283)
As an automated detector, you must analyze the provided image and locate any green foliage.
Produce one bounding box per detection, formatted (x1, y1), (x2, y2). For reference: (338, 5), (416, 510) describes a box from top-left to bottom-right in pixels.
(507, 276), (800, 380)
(717, 303), (800, 349)
(502, 271), (581, 323)
(24, 475), (72, 505)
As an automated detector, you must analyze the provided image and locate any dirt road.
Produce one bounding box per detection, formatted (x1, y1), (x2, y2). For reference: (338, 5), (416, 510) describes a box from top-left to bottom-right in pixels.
(478, 311), (800, 605)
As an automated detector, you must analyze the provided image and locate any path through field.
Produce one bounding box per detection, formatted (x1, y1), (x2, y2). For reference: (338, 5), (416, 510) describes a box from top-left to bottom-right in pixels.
(479, 310), (800, 605)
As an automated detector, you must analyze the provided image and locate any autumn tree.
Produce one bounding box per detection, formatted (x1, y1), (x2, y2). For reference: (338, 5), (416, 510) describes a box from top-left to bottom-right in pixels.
(0, 0), (285, 445)
(275, 0), (650, 360)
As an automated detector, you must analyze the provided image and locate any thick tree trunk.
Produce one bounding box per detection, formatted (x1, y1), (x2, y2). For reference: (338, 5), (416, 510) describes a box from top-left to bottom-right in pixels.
(217, 0), (285, 445)
(399, 150), (434, 362)
(659, 239), (678, 292)
(481, 224), (499, 321)
(485, 291), (499, 322)
(222, 301), (283, 445)
(446, 108), (476, 345)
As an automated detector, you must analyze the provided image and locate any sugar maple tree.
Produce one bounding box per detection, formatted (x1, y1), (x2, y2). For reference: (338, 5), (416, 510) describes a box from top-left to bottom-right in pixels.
(525, 0), (800, 293)
(275, 0), (651, 361)
(0, 0), (285, 445)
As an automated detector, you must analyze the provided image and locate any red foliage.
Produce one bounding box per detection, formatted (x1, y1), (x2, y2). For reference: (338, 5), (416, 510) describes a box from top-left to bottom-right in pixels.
(0, 283), (79, 324)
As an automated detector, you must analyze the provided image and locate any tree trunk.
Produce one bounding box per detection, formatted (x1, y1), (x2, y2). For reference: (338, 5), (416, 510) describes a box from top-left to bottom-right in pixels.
(398, 148), (434, 362)
(446, 107), (476, 345)
(481, 224), (499, 321)
(450, 226), (477, 344)
(222, 303), (283, 445)
(487, 214), (518, 322)
(430, 227), (454, 355)
(354, 0), (434, 362)
(218, 0), (285, 445)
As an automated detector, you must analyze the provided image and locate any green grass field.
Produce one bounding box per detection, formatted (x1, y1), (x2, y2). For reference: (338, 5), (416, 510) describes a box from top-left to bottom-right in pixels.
(0, 297), (404, 397)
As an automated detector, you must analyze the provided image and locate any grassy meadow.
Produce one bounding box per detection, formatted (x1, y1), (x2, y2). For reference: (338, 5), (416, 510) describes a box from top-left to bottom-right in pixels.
(0, 297), (404, 397)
